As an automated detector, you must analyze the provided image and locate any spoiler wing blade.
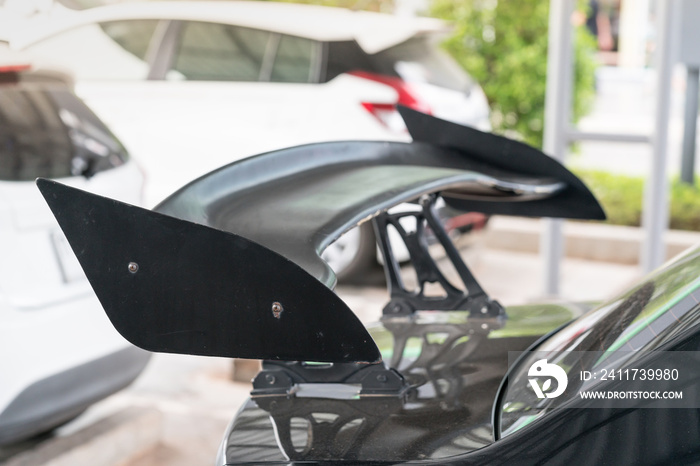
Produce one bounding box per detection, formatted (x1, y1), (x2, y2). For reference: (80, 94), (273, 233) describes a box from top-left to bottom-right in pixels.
(154, 113), (603, 289)
(37, 178), (381, 364)
(399, 106), (606, 220)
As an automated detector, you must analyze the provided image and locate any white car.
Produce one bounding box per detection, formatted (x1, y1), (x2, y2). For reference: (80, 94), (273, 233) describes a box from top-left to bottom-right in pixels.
(0, 53), (150, 445)
(12, 1), (491, 279)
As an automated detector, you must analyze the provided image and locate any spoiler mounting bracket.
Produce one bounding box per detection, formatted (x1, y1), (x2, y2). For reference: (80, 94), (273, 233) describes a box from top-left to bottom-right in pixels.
(375, 194), (505, 319)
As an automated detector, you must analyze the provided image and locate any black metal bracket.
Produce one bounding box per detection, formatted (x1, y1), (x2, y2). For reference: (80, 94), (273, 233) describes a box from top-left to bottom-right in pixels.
(251, 361), (408, 399)
(254, 394), (404, 461)
(373, 194), (505, 319)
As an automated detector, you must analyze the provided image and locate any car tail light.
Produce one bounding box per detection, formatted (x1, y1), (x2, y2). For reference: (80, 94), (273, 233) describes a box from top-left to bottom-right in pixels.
(349, 71), (431, 132)
(0, 63), (31, 84)
(0, 64), (31, 73)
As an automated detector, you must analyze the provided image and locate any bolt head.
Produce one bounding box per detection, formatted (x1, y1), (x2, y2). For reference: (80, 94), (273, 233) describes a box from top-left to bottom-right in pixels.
(128, 262), (139, 273)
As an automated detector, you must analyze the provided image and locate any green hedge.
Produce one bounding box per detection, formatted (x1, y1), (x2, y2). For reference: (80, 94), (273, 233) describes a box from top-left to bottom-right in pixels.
(574, 170), (700, 232)
(431, 0), (597, 149)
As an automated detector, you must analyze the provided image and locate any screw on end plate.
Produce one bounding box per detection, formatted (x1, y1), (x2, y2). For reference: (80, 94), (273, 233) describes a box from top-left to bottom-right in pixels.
(128, 262), (139, 274)
(272, 302), (283, 319)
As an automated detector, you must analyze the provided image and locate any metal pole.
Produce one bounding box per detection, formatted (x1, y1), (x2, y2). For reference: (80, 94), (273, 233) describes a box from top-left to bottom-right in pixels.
(541, 0), (575, 296)
(641, 0), (679, 272)
(681, 66), (699, 185)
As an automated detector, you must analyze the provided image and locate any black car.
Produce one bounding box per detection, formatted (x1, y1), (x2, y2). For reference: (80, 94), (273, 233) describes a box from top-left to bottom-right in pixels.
(38, 108), (700, 465)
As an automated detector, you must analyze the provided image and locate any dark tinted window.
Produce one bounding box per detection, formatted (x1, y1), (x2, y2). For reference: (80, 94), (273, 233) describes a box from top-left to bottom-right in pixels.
(169, 22), (271, 81)
(323, 37), (472, 90)
(25, 20), (158, 80)
(0, 83), (128, 181)
(323, 41), (374, 82)
(270, 35), (315, 83)
(372, 37), (472, 91)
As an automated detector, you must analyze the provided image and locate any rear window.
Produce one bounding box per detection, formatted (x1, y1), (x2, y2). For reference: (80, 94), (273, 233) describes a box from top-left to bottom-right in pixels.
(0, 82), (129, 181)
(372, 37), (473, 92)
(270, 35), (315, 83)
(169, 21), (271, 81)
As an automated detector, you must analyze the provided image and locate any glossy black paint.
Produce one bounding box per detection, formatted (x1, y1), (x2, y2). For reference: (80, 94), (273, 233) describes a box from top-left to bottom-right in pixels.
(461, 337), (700, 466)
(36, 179), (380, 363)
(218, 249), (700, 464)
(498, 248), (700, 435)
(446, 250), (700, 465)
(221, 248), (700, 465)
(221, 304), (585, 463)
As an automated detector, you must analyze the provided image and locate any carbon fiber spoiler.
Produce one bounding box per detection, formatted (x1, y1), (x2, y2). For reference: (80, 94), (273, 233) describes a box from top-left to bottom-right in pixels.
(37, 108), (604, 364)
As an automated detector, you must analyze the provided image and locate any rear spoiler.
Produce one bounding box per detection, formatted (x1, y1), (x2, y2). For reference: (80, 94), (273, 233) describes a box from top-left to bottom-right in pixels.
(37, 108), (604, 364)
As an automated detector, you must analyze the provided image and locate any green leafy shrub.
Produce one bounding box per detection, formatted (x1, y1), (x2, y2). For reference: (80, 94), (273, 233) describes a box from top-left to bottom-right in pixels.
(430, 0), (597, 148)
(574, 170), (644, 227)
(669, 180), (700, 231)
(575, 169), (700, 232)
